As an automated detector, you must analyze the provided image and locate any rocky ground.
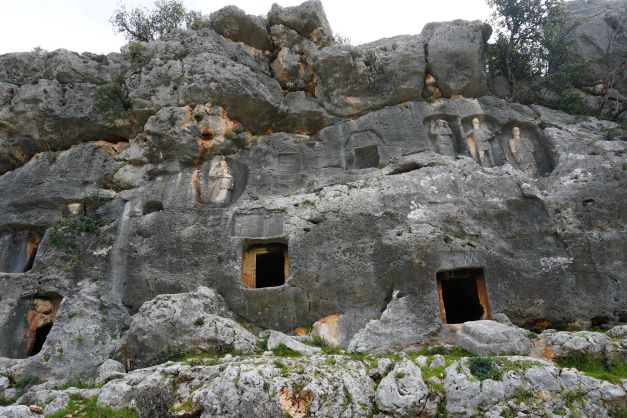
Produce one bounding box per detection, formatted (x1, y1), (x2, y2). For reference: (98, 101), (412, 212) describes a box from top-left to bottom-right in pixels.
(0, 0), (625, 416)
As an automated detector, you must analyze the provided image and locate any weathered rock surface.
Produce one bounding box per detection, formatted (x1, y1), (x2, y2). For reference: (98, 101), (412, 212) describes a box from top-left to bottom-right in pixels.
(210, 6), (274, 51)
(267, 330), (321, 356)
(422, 20), (492, 98)
(118, 287), (257, 369)
(445, 356), (626, 417)
(268, 0), (332, 40)
(457, 320), (533, 355)
(374, 359), (429, 417)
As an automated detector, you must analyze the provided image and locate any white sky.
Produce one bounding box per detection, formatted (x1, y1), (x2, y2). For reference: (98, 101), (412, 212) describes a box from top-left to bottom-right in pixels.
(0, 0), (493, 54)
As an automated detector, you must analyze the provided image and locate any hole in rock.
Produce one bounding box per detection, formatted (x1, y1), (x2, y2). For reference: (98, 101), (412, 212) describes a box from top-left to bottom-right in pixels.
(242, 243), (288, 289)
(143, 200), (163, 215)
(23, 233), (39, 272)
(353, 145), (380, 169)
(29, 323), (52, 356)
(436, 268), (491, 324)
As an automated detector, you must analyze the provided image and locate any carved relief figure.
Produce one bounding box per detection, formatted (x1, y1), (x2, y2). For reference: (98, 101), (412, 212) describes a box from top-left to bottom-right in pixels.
(208, 156), (234, 203)
(509, 127), (537, 176)
(430, 119), (456, 156)
(465, 118), (496, 167)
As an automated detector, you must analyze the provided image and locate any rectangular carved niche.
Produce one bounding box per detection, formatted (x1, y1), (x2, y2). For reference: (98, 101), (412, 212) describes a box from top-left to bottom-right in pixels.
(232, 211), (284, 238)
(242, 243), (288, 289)
(436, 268), (491, 324)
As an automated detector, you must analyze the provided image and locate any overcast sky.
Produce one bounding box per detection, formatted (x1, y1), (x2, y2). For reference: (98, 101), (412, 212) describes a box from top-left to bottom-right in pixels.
(1, 0), (493, 54)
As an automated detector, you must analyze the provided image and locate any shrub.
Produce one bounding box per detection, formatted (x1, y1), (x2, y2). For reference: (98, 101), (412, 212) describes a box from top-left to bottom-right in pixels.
(93, 83), (128, 114)
(193, 317), (205, 327)
(128, 41), (145, 60)
(468, 356), (497, 381)
(48, 216), (108, 250)
(271, 343), (301, 357)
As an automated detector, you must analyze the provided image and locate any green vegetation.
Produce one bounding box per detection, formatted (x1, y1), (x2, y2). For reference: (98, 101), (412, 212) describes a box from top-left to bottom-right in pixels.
(93, 83), (128, 114)
(271, 343), (302, 358)
(55, 379), (97, 390)
(273, 359), (290, 376)
(128, 41), (145, 60)
(193, 317), (205, 327)
(303, 336), (342, 354)
(46, 395), (138, 418)
(468, 356), (498, 381)
(15, 375), (40, 390)
(555, 353), (627, 384)
(48, 215), (108, 250)
(110, 0), (208, 42)
(83, 192), (109, 215)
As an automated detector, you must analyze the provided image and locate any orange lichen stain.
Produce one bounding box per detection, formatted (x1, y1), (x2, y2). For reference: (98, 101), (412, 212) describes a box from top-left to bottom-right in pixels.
(451, 94), (465, 100)
(23, 297), (60, 355)
(14, 146), (26, 162)
(279, 387), (313, 418)
(313, 313), (341, 346)
(91, 140), (127, 156)
(294, 327), (308, 336)
(26, 233), (39, 264)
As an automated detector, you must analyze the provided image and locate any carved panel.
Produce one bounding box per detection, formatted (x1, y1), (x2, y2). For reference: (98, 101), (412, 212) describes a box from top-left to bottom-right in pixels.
(232, 211), (284, 238)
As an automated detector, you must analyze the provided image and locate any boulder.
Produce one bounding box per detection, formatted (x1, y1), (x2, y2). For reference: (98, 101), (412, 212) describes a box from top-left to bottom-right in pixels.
(267, 330), (321, 356)
(313, 35), (426, 116)
(541, 330), (610, 359)
(0, 405), (40, 417)
(118, 287), (257, 369)
(375, 360), (429, 417)
(267, 0), (332, 40)
(96, 359), (126, 385)
(608, 325), (627, 339)
(456, 320), (533, 355)
(210, 6), (273, 51)
(422, 20), (492, 98)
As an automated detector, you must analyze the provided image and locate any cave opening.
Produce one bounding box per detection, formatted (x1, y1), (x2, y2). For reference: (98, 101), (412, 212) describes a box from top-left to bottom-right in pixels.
(29, 322), (53, 356)
(437, 268), (491, 324)
(352, 145), (380, 169)
(242, 243), (288, 288)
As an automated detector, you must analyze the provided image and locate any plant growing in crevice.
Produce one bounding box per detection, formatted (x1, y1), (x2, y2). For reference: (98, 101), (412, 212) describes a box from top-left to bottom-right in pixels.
(48, 216), (108, 250)
(93, 83), (129, 115)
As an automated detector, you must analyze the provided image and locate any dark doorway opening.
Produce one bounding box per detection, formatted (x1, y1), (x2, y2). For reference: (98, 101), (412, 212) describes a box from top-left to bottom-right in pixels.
(29, 322), (53, 356)
(242, 243), (288, 288)
(437, 268), (491, 324)
(352, 145), (380, 169)
(256, 250), (285, 288)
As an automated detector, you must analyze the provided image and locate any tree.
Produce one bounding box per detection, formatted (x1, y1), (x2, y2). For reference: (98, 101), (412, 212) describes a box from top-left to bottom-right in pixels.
(486, 0), (569, 93)
(110, 0), (206, 42)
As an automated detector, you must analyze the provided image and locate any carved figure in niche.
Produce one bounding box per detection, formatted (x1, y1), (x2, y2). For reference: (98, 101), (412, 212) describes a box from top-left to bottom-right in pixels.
(430, 119), (456, 156)
(509, 127), (537, 176)
(465, 118), (496, 167)
(208, 156), (233, 203)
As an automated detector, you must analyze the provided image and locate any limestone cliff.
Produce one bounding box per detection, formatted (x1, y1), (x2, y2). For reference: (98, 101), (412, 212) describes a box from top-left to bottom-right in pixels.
(0, 1), (625, 417)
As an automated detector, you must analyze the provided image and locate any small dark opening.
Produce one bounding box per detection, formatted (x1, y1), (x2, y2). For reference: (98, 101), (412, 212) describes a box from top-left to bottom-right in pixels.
(143, 201), (163, 215)
(353, 145), (380, 169)
(256, 250), (285, 288)
(29, 323), (53, 356)
(23, 244), (37, 272)
(438, 270), (485, 324)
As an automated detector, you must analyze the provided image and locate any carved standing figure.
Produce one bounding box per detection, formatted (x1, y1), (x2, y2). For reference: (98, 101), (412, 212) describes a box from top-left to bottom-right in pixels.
(208, 156), (234, 203)
(430, 119), (456, 156)
(465, 118), (496, 167)
(509, 127), (537, 176)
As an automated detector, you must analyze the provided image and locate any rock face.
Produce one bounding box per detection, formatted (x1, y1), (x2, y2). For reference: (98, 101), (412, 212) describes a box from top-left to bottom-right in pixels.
(456, 320), (533, 355)
(0, 0), (625, 410)
(565, 0), (627, 94)
(422, 20), (492, 98)
(374, 359), (429, 417)
(210, 6), (274, 51)
(118, 287), (257, 369)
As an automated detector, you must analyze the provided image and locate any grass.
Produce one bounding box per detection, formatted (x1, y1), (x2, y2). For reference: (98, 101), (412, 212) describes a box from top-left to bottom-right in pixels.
(55, 379), (97, 390)
(46, 395), (138, 418)
(555, 353), (627, 384)
(468, 357), (498, 381)
(15, 375), (39, 390)
(272, 343), (301, 358)
(303, 336), (342, 355)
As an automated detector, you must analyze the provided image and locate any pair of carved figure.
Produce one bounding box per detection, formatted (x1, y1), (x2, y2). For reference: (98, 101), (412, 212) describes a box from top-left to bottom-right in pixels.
(429, 118), (537, 176)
